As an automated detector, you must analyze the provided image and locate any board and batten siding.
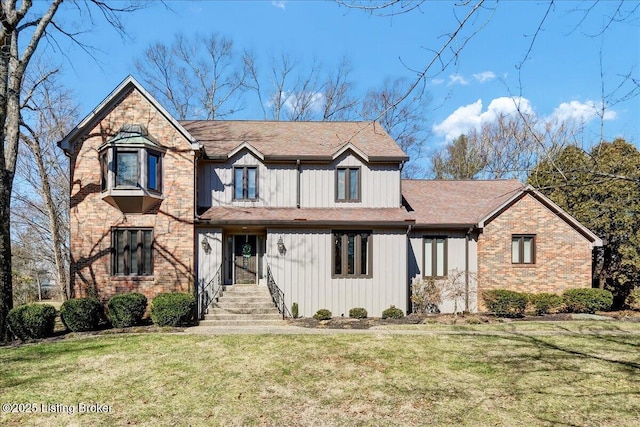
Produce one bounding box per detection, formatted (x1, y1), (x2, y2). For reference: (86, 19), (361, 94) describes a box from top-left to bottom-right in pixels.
(198, 151), (402, 209)
(299, 154), (401, 208)
(266, 228), (408, 317)
(408, 231), (478, 313)
(196, 228), (223, 288)
(198, 151), (298, 208)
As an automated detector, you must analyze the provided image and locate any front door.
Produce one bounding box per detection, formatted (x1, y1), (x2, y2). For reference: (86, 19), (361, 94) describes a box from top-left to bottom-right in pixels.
(234, 234), (257, 284)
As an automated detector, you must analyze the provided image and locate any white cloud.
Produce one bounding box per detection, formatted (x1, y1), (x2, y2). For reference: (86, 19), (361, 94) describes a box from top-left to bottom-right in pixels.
(448, 74), (469, 86)
(283, 91), (325, 115)
(431, 78), (445, 85)
(473, 71), (496, 83)
(433, 97), (532, 142)
(271, 1), (287, 10)
(267, 91), (325, 117)
(434, 97), (617, 143)
(548, 100), (616, 124)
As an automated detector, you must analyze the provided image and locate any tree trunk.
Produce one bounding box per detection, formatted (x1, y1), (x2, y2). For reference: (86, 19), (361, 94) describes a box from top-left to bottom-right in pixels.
(29, 137), (70, 299)
(0, 169), (13, 341)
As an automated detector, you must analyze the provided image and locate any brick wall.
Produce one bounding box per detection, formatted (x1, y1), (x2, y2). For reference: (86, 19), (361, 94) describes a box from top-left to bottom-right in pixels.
(477, 193), (593, 304)
(69, 87), (195, 305)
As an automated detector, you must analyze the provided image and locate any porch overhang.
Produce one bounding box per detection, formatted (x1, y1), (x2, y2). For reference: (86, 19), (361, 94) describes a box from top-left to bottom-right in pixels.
(196, 207), (415, 229)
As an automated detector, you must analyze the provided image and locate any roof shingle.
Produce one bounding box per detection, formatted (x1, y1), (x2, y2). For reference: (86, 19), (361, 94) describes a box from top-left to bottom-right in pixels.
(401, 179), (525, 226)
(180, 120), (408, 160)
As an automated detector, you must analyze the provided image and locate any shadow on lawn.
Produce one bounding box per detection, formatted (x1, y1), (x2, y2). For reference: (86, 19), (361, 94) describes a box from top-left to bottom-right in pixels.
(443, 326), (640, 426)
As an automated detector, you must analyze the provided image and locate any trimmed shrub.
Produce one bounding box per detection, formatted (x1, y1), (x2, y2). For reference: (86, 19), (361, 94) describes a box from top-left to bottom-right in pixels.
(349, 307), (368, 319)
(528, 293), (563, 316)
(625, 288), (640, 310)
(108, 292), (148, 328)
(292, 302), (299, 319)
(150, 293), (196, 327)
(563, 288), (613, 314)
(7, 304), (57, 340)
(60, 297), (104, 332)
(313, 309), (332, 321)
(482, 290), (527, 318)
(382, 306), (404, 319)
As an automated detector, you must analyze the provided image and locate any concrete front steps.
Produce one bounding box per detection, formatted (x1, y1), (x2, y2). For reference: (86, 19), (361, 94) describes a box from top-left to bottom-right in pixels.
(200, 283), (286, 327)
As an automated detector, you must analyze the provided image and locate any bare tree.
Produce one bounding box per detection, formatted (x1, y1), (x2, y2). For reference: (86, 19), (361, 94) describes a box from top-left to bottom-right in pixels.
(431, 109), (582, 181)
(135, 33), (249, 120)
(361, 77), (430, 177)
(14, 67), (76, 300)
(431, 134), (486, 179)
(321, 57), (358, 121)
(244, 52), (359, 121)
(0, 1), (143, 340)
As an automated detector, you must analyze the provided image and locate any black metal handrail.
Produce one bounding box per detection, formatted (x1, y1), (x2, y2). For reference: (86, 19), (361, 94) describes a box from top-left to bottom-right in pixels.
(266, 265), (291, 319)
(197, 264), (223, 320)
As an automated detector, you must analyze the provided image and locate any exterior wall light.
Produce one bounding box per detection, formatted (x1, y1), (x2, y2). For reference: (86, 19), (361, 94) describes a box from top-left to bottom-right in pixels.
(277, 236), (287, 256)
(201, 236), (211, 254)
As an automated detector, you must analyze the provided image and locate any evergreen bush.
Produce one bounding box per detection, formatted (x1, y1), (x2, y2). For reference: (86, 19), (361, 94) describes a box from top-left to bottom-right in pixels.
(349, 307), (368, 319)
(562, 288), (613, 313)
(482, 290), (527, 318)
(60, 297), (104, 332)
(108, 292), (148, 328)
(313, 309), (332, 321)
(625, 288), (640, 310)
(382, 306), (404, 319)
(150, 293), (196, 327)
(528, 293), (563, 315)
(7, 303), (57, 340)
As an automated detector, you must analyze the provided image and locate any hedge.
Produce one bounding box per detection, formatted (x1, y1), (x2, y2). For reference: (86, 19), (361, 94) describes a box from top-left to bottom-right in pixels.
(108, 292), (148, 328)
(562, 288), (613, 313)
(528, 293), (562, 315)
(7, 304), (57, 340)
(349, 307), (368, 319)
(382, 306), (404, 319)
(150, 293), (196, 327)
(482, 289), (527, 318)
(313, 309), (332, 321)
(60, 297), (104, 332)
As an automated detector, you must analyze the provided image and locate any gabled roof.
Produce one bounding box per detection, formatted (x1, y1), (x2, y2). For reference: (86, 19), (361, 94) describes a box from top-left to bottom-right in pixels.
(402, 179), (602, 246)
(58, 76), (199, 155)
(179, 120), (408, 163)
(402, 179), (524, 227)
(478, 184), (603, 246)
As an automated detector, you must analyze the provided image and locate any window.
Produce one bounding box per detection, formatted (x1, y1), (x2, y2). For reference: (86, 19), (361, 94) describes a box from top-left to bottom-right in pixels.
(336, 167), (360, 202)
(115, 150), (139, 187)
(512, 235), (535, 264)
(100, 152), (108, 191)
(112, 229), (153, 276)
(147, 152), (161, 192)
(234, 166), (258, 200)
(424, 237), (447, 278)
(333, 231), (371, 277)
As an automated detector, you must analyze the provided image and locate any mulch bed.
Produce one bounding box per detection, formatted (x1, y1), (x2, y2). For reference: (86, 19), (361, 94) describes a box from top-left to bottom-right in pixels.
(288, 310), (640, 329)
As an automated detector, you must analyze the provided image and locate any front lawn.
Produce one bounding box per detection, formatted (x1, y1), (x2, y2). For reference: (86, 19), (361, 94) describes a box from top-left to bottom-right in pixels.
(1, 323), (639, 426)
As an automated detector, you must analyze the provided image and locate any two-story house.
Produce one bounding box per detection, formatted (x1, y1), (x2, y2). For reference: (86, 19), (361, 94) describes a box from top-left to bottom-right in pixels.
(59, 76), (602, 318)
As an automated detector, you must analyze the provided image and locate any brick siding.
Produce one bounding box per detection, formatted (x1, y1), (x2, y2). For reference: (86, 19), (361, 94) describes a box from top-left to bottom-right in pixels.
(477, 193), (593, 306)
(69, 88), (195, 305)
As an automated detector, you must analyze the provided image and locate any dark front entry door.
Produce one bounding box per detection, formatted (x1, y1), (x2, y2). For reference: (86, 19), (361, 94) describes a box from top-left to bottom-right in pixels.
(234, 235), (257, 284)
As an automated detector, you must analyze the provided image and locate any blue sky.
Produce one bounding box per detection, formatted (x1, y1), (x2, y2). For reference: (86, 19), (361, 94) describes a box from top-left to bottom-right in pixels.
(50, 0), (638, 149)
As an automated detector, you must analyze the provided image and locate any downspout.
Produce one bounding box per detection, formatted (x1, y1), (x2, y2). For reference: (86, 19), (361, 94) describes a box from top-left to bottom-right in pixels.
(465, 227), (472, 312)
(296, 159), (301, 209)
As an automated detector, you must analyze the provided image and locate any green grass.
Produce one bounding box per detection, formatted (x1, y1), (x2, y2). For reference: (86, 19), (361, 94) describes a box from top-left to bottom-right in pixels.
(1, 323), (640, 426)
